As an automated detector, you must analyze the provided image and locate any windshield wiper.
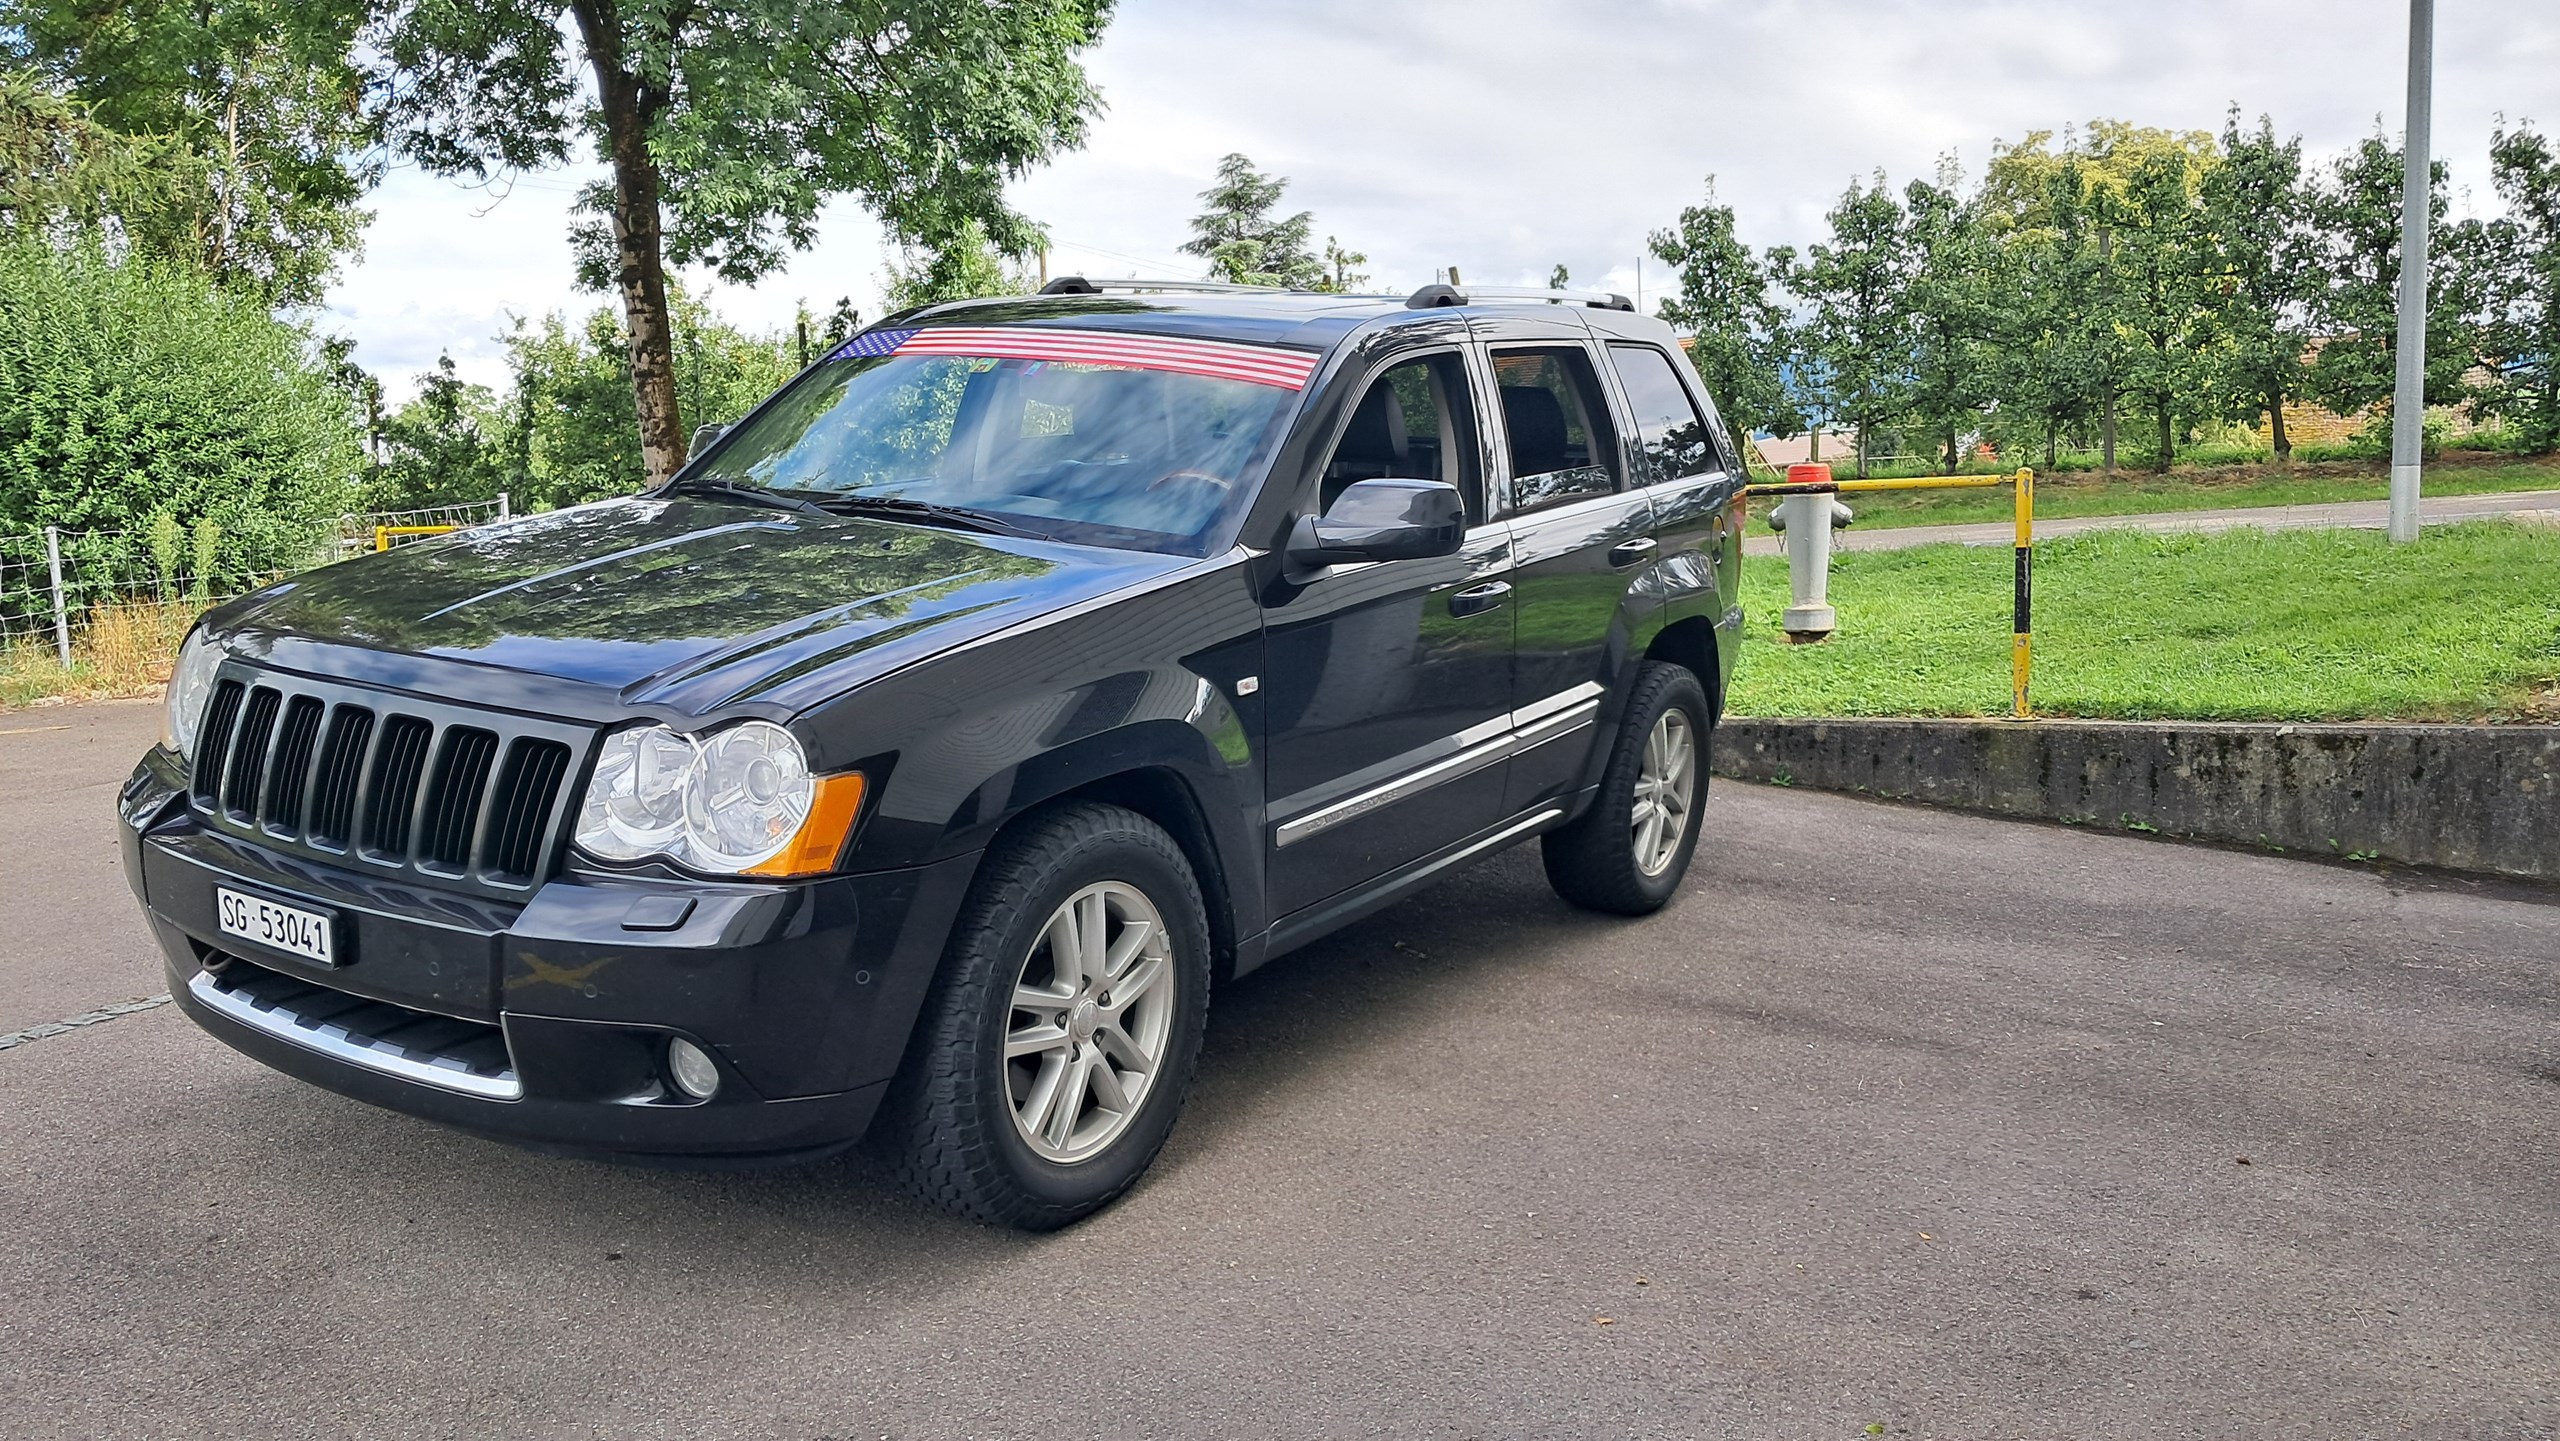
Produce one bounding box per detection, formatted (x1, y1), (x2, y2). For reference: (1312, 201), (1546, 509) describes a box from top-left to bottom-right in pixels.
(811, 494), (1049, 540)
(665, 478), (831, 517)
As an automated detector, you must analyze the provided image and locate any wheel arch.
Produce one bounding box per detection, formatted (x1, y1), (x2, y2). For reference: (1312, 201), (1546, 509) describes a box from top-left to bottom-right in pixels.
(976, 762), (1243, 985)
(1643, 615), (1722, 721)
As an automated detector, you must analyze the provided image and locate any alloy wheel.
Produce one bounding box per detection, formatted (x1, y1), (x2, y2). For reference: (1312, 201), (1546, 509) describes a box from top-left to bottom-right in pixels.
(1003, 880), (1177, 1164)
(1631, 708), (1696, 878)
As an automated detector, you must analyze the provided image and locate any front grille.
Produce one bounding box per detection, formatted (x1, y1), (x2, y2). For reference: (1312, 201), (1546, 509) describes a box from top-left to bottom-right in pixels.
(189, 670), (587, 896)
(192, 952), (519, 1100)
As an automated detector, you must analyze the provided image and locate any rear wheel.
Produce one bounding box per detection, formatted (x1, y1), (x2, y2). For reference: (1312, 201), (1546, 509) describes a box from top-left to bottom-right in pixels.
(874, 803), (1210, 1229)
(1541, 662), (1709, 915)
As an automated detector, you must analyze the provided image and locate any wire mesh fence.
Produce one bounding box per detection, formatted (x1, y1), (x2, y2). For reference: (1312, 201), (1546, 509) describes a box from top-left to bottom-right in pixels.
(1, 497), (511, 688)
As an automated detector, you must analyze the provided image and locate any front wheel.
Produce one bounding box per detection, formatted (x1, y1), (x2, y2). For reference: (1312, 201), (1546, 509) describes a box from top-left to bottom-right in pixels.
(1541, 662), (1710, 915)
(874, 803), (1211, 1230)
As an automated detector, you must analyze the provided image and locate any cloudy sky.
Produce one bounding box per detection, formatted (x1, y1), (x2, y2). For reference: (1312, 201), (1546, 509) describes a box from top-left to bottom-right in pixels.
(326, 0), (2560, 398)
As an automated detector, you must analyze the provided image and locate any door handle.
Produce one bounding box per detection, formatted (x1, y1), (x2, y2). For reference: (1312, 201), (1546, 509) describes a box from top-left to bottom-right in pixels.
(1447, 580), (1512, 617)
(1608, 537), (1658, 569)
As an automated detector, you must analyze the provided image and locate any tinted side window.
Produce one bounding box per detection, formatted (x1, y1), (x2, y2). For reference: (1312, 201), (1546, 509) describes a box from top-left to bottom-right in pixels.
(1319, 352), (1484, 524)
(1489, 347), (1621, 511)
(1609, 343), (1719, 485)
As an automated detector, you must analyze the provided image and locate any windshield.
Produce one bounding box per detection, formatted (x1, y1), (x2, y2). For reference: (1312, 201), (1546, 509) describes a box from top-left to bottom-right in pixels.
(684, 326), (1315, 554)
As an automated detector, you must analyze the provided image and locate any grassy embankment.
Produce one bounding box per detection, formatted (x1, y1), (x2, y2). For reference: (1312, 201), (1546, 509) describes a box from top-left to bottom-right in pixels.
(1727, 519), (2560, 723)
(1752, 453), (2560, 531)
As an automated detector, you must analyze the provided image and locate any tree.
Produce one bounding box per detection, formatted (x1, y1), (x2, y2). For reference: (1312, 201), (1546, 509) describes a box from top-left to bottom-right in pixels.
(2304, 130), (2486, 425)
(1647, 177), (1791, 439)
(1179, 153), (1321, 288)
(1548, 263), (1571, 290)
(1318, 237), (1370, 293)
(1984, 154), (2111, 467)
(1900, 169), (1999, 470)
(369, 0), (1112, 488)
(1774, 174), (1912, 475)
(881, 220), (1030, 312)
(369, 355), (508, 509)
(2199, 112), (2318, 462)
(0, 0), (377, 304)
(2472, 121), (2560, 452)
(2097, 146), (2216, 471)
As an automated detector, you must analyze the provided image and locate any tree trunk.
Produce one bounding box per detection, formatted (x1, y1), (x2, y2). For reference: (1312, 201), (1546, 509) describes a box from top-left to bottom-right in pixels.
(2101, 386), (2117, 476)
(572, 0), (688, 488)
(2044, 420), (2057, 470)
(2155, 399), (2173, 474)
(2268, 385), (2291, 465)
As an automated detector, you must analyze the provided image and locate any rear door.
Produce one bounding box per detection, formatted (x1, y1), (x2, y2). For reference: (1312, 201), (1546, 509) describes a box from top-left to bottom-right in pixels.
(1475, 323), (1658, 815)
(1606, 339), (1745, 694)
(1258, 339), (1515, 916)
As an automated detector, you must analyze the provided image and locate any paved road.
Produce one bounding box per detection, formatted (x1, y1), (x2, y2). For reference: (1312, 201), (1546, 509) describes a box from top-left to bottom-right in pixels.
(4, 702), (2556, 1439)
(1743, 486), (2560, 556)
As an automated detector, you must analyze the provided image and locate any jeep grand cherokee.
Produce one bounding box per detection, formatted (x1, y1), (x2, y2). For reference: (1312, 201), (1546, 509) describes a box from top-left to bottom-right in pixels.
(120, 277), (1746, 1229)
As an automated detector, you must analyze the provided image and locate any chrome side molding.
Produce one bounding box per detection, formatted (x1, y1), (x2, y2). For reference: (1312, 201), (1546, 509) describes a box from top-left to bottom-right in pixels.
(1272, 681), (1605, 848)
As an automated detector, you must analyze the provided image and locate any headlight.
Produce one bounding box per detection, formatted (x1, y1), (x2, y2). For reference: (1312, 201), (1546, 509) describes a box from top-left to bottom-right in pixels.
(573, 721), (864, 877)
(162, 630), (223, 757)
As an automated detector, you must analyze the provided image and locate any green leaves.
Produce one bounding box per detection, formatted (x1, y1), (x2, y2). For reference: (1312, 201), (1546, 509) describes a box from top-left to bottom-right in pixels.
(0, 236), (361, 569)
(1180, 153), (1324, 289)
(1648, 177), (1790, 440)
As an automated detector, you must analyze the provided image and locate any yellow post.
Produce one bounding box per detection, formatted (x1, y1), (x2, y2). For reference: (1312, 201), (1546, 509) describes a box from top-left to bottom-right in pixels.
(2011, 468), (2034, 719)
(374, 525), (389, 554)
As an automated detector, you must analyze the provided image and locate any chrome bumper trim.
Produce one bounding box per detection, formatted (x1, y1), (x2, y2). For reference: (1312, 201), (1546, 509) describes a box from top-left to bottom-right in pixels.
(187, 969), (523, 1101)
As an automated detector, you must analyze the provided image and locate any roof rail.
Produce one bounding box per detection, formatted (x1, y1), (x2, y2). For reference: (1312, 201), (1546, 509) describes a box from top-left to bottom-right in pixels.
(1039, 275), (1292, 296)
(1405, 283), (1637, 313)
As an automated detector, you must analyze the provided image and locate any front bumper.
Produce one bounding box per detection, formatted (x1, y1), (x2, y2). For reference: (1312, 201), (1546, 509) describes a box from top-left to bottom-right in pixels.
(121, 751), (976, 1163)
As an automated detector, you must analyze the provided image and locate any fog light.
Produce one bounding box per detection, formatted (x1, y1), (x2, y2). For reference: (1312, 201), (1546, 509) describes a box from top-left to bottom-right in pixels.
(667, 1037), (721, 1099)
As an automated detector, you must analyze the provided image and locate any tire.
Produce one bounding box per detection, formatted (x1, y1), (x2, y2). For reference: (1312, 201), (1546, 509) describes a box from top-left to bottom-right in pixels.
(1541, 662), (1711, 916)
(873, 802), (1212, 1230)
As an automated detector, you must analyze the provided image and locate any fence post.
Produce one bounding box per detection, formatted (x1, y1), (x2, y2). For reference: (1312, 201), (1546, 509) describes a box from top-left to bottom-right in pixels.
(44, 526), (71, 668)
(497, 492), (512, 522)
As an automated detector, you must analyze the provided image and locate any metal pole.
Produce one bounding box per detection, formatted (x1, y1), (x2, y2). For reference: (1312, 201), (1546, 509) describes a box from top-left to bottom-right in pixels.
(497, 491), (511, 522)
(43, 525), (70, 667)
(2012, 469), (2034, 719)
(2389, 0), (2434, 543)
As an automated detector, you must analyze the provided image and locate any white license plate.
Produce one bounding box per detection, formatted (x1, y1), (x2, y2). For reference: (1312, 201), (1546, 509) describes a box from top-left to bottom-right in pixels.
(216, 888), (336, 966)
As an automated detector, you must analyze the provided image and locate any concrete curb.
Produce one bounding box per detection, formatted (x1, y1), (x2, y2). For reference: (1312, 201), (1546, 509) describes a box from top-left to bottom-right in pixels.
(1711, 717), (2560, 881)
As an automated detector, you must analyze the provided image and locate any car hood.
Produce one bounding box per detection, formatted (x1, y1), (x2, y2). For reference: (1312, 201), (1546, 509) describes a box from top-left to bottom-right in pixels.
(225, 497), (1189, 715)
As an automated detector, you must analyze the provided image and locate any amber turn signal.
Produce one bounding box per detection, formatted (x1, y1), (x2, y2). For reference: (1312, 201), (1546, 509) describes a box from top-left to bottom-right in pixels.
(741, 772), (867, 878)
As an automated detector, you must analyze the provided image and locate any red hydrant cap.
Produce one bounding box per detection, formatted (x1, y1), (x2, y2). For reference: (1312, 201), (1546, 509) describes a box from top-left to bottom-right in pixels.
(1786, 463), (1833, 486)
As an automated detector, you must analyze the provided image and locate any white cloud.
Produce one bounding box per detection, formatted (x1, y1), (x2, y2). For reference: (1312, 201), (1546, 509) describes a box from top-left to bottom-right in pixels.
(326, 0), (2558, 397)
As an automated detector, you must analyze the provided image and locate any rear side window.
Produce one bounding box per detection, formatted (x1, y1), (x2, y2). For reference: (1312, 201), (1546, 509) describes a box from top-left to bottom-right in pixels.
(1489, 347), (1621, 512)
(1609, 343), (1721, 485)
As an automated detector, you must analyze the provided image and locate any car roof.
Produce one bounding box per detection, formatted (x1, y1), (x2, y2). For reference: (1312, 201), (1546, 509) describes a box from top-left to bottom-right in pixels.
(898, 290), (1683, 355)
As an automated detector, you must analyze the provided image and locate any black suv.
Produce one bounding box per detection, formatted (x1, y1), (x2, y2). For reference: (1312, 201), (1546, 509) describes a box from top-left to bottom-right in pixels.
(119, 279), (1745, 1228)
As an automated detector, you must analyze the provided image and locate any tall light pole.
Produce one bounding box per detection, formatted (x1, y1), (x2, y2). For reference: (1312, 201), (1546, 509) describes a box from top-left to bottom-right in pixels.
(2388, 0), (2434, 543)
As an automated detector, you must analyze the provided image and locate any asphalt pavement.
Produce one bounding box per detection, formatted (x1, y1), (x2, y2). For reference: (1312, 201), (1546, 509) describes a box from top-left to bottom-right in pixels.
(3, 700), (2555, 1439)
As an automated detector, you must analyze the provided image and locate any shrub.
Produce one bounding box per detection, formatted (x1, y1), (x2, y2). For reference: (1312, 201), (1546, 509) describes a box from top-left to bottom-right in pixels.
(0, 236), (361, 576)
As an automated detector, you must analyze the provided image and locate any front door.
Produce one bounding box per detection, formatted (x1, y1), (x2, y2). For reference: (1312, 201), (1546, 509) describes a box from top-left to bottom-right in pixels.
(1480, 338), (1659, 814)
(1259, 344), (1514, 916)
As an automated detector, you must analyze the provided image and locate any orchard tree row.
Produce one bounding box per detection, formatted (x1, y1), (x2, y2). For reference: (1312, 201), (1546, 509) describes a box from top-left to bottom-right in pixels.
(1650, 116), (2560, 474)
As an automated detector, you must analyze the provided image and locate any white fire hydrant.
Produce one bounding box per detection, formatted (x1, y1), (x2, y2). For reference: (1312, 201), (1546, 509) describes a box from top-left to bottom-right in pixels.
(1768, 463), (1852, 641)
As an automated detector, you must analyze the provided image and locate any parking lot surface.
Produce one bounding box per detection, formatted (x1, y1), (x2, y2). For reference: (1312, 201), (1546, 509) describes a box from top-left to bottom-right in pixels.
(3, 701), (2555, 1439)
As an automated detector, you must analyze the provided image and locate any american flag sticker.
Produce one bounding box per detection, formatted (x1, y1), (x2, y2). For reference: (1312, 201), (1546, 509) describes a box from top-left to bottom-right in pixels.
(827, 326), (1320, 390)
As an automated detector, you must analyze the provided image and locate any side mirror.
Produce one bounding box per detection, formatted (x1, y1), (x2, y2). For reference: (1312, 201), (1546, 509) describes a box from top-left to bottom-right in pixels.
(689, 421), (732, 459)
(1285, 478), (1466, 578)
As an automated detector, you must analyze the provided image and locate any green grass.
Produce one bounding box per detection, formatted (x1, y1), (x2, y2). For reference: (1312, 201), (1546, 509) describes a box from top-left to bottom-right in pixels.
(1727, 519), (2560, 722)
(1756, 454), (2560, 532)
